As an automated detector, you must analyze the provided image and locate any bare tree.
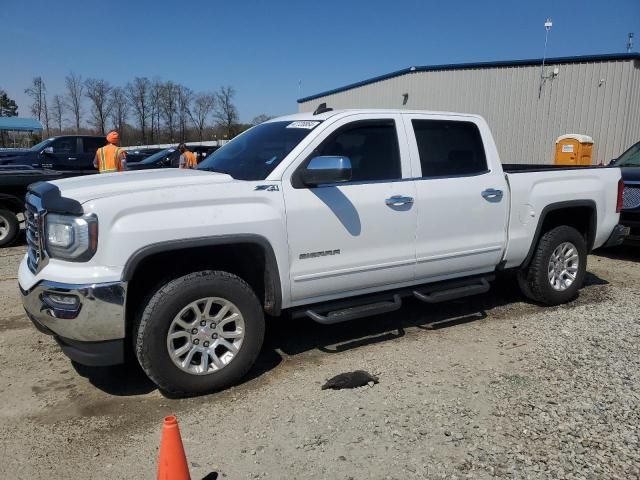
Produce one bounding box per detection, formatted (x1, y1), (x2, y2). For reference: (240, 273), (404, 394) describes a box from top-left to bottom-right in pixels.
(109, 87), (129, 139)
(42, 91), (51, 137)
(148, 78), (163, 143)
(65, 72), (84, 132)
(160, 81), (179, 141)
(251, 114), (274, 125)
(176, 84), (193, 142)
(213, 86), (239, 138)
(84, 78), (113, 135)
(24, 77), (46, 121)
(50, 95), (65, 134)
(126, 77), (150, 143)
(189, 92), (216, 141)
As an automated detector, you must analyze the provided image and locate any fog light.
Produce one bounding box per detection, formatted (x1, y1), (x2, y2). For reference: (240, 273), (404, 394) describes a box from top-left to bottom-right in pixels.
(42, 292), (80, 310)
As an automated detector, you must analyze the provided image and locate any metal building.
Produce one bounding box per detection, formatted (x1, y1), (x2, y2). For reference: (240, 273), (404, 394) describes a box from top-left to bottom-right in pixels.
(298, 53), (640, 165)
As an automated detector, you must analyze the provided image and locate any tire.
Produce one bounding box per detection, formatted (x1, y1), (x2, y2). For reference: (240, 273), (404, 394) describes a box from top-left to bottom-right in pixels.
(0, 209), (19, 247)
(134, 270), (265, 396)
(518, 225), (587, 305)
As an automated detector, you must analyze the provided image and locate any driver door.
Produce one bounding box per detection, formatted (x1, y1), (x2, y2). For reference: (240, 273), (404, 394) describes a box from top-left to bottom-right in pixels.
(282, 115), (418, 304)
(41, 137), (79, 170)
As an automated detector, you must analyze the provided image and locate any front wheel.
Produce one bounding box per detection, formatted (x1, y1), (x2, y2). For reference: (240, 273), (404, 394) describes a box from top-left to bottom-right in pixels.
(134, 270), (265, 395)
(518, 225), (587, 306)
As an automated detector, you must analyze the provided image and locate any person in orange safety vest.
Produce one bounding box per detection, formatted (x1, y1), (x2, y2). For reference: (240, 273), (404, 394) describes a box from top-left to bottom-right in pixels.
(178, 143), (197, 169)
(94, 131), (127, 173)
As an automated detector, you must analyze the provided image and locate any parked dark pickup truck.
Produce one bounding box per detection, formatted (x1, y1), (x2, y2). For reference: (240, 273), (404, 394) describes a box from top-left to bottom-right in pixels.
(0, 135), (104, 172)
(611, 141), (640, 245)
(0, 167), (74, 246)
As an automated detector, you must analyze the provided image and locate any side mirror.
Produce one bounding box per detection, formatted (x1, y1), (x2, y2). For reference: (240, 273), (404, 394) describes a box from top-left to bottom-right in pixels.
(42, 146), (54, 155)
(301, 156), (352, 186)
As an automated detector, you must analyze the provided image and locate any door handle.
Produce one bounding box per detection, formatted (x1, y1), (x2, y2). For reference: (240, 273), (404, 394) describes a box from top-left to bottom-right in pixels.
(481, 188), (503, 202)
(67, 157), (77, 160)
(385, 195), (414, 207)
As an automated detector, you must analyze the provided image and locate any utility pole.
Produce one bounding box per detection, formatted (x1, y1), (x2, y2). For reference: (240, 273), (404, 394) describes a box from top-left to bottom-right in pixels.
(539, 18), (553, 99)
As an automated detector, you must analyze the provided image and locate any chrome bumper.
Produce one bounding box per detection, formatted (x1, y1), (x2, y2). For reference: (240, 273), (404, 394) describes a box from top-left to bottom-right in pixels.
(21, 280), (127, 342)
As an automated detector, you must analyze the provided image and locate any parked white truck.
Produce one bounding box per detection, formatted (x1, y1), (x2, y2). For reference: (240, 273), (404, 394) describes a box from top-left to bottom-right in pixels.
(20, 108), (626, 395)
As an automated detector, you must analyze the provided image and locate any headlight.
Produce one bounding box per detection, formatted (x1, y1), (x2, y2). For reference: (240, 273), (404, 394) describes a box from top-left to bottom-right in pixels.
(45, 213), (98, 261)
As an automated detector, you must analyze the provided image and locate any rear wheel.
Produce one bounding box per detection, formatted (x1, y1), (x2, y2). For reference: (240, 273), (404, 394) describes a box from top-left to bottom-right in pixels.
(134, 270), (265, 395)
(518, 225), (587, 305)
(0, 209), (19, 247)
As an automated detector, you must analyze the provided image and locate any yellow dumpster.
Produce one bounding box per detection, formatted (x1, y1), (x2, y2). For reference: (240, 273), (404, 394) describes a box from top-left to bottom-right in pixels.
(555, 134), (594, 166)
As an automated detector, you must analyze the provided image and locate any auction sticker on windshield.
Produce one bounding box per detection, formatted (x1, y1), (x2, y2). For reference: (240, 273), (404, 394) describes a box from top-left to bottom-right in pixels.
(287, 121), (320, 129)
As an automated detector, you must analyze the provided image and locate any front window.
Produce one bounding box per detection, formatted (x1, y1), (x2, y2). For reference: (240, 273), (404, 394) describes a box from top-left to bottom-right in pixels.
(197, 121), (320, 180)
(613, 142), (640, 167)
(50, 137), (75, 154)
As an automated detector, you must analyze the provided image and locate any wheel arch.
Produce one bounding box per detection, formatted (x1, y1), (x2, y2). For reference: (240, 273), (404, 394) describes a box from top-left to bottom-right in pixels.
(520, 200), (597, 269)
(122, 234), (282, 321)
(0, 193), (25, 213)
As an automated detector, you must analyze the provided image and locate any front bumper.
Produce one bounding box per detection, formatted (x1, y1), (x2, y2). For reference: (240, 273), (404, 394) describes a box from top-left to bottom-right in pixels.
(21, 279), (127, 366)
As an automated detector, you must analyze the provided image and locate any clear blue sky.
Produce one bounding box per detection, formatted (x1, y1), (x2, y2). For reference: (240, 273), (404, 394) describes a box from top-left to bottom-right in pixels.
(1, 0), (638, 122)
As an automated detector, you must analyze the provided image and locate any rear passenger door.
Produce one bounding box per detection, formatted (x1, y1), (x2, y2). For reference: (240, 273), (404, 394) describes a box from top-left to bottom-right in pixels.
(283, 115), (417, 303)
(403, 114), (508, 280)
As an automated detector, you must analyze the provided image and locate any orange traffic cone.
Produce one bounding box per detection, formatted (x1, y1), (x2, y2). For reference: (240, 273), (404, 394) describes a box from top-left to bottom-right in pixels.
(157, 415), (191, 480)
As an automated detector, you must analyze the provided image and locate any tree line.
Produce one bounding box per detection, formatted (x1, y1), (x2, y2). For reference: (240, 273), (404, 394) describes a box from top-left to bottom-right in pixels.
(1, 74), (274, 147)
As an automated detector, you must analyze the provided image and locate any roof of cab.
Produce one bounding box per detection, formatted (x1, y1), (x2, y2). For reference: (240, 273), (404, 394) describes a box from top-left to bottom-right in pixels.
(269, 109), (484, 123)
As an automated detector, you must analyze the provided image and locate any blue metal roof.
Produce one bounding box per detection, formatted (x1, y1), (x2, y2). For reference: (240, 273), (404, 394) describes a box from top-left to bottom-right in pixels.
(0, 117), (44, 132)
(298, 52), (640, 104)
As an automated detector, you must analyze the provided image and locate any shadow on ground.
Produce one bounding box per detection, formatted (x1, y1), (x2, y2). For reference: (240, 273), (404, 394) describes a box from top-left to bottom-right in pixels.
(593, 245), (640, 262)
(74, 271), (609, 398)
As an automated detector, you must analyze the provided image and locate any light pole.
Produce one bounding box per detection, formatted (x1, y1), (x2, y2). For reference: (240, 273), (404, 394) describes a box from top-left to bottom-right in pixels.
(539, 18), (553, 99)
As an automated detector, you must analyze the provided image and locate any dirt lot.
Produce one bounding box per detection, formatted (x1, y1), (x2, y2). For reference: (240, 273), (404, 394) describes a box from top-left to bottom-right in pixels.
(0, 242), (639, 480)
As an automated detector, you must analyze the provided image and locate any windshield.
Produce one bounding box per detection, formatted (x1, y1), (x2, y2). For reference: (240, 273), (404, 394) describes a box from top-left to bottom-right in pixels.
(613, 142), (640, 167)
(30, 138), (54, 151)
(139, 148), (176, 164)
(197, 121), (320, 180)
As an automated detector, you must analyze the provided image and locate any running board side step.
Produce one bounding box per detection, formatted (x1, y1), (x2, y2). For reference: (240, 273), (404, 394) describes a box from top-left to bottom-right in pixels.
(305, 295), (402, 325)
(413, 278), (490, 304)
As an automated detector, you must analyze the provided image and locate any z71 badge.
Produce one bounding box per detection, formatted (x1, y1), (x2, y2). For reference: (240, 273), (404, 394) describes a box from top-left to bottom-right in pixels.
(254, 185), (279, 191)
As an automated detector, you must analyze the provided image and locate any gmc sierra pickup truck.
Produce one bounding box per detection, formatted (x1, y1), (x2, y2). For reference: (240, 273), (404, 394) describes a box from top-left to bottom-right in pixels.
(19, 109), (626, 395)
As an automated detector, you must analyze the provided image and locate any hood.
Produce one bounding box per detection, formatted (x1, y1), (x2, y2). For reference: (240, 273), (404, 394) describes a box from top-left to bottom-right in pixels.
(0, 150), (30, 161)
(621, 167), (640, 183)
(49, 168), (234, 204)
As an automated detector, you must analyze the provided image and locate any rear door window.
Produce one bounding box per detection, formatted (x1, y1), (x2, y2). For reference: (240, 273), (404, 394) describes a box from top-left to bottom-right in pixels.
(82, 137), (104, 154)
(411, 120), (487, 177)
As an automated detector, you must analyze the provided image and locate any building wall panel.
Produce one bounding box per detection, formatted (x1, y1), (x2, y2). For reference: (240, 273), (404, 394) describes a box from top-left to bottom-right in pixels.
(299, 59), (639, 164)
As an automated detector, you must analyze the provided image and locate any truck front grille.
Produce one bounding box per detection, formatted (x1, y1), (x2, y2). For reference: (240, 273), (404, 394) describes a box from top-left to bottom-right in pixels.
(24, 196), (46, 274)
(622, 185), (640, 210)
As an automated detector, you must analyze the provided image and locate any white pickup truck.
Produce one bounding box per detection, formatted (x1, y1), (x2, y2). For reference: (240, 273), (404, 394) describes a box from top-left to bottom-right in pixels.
(19, 108), (626, 395)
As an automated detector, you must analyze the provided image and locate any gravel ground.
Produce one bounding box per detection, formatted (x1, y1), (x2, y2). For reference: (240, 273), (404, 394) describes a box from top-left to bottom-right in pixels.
(0, 241), (639, 479)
